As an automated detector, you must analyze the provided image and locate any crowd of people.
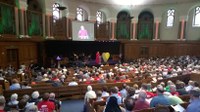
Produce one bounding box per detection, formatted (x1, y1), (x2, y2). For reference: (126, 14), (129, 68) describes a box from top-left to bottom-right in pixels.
(0, 91), (61, 112)
(0, 55), (200, 112)
(83, 80), (200, 112)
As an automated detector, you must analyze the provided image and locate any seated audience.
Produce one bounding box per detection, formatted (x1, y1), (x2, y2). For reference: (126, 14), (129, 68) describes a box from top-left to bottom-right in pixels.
(165, 80), (174, 92)
(8, 93), (19, 106)
(9, 79), (21, 90)
(68, 77), (78, 86)
(25, 104), (38, 112)
(133, 84), (140, 94)
(126, 87), (136, 99)
(84, 85), (97, 103)
(37, 93), (55, 112)
(0, 95), (6, 112)
(22, 94), (30, 102)
(169, 85), (179, 96)
(120, 84), (128, 99)
(186, 87), (200, 112)
(104, 96), (125, 112)
(101, 86), (109, 97)
(150, 85), (170, 107)
(163, 92), (183, 105)
(176, 81), (188, 95)
(18, 99), (27, 112)
(124, 97), (135, 112)
(185, 80), (194, 92)
(96, 90), (103, 101)
(107, 86), (122, 104)
(134, 90), (150, 111)
(21, 82), (32, 89)
(49, 92), (61, 111)
(41, 74), (49, 82)
(141, 83), (155, 98)
(28, 91), (40, 105)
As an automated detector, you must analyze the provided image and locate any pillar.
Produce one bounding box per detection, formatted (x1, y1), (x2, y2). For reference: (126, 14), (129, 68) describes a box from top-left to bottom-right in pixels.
(153, 18), (161, 40)
(45, 9), (53, 39)
(19, 0), (27, 38)
(14, 7), (19, 37)
(131, 19), (138, 40)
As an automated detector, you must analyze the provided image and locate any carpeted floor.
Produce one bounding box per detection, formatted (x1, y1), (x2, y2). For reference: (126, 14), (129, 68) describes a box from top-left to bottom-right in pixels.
(60, 99), (84, 112)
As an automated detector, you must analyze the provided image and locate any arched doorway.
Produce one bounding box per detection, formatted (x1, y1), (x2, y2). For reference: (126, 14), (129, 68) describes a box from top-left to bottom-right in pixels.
(137, 11), (154, 40)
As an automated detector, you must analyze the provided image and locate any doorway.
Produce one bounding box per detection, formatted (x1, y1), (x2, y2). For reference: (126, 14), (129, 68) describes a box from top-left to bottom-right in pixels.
(6, 49), (19, 69)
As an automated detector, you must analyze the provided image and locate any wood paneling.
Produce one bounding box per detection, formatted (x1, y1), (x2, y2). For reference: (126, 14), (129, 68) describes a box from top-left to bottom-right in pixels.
(96, 22), (110, 40)
(122, 41), (200, 60)
(53, 17), (67, 40)
(0, 41), (38, 68)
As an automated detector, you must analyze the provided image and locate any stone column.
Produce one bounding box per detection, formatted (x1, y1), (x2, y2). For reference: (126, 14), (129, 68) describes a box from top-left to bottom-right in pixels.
(45, 9), (53, 39)
(19, 0), (27, 38)
(153, 18), (161, 40)
(179, 19), (186, 40)
(131, 19), (138, 40)
(14, 7), (19, 37)
(178, 16), (187, 41)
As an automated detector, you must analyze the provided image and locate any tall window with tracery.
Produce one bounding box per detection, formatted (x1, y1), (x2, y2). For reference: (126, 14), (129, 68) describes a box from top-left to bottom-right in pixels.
(166, 9), (175, 27)
(96, 11), (103, 27)
(53, 3), (60, 22)
(77, 7), (83, 21)
(193, 6), (200, 27)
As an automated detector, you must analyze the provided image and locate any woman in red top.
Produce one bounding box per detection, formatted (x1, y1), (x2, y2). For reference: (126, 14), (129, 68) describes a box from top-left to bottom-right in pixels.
(95, 51), (101, 64)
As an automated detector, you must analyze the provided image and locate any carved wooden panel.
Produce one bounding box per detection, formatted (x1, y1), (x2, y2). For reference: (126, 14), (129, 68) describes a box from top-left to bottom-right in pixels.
(53, 17), (66, 40)
(96, 22), (110, 40)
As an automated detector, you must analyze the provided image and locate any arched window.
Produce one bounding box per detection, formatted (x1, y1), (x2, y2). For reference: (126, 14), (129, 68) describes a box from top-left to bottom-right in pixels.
(138, 11), (154, 40)
(116, 11), (131, 39)
(53, 3), (60, 22)
(96, 11), (103, 27)
(166, 9), (175, 27)
(193, 6), (200, 27)
(77, 7), (83, 21)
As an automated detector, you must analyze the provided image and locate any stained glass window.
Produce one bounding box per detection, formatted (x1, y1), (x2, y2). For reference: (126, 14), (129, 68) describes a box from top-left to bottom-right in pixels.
(166, 9), (175, 27)
(193, 6), (200, 27)
(77, 7), (83, 21)
(53, 3), (60, 22)
(96, 11), (103, 27)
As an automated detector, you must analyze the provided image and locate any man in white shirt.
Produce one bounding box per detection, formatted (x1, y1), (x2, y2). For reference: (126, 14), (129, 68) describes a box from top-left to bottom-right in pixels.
(68, 78), (78, 86)
(84, 85), (96, 103)
(102, 86), (110, 97)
